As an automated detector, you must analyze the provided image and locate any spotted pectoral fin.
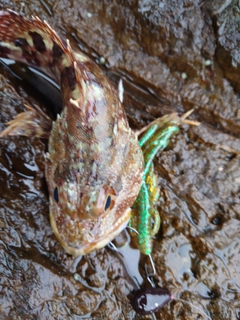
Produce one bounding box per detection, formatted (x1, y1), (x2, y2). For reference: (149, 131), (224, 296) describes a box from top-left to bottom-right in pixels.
(0, 104), (52, 139)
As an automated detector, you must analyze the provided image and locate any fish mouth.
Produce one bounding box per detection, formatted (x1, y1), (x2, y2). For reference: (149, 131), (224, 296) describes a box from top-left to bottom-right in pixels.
(49, 208), (131, 256)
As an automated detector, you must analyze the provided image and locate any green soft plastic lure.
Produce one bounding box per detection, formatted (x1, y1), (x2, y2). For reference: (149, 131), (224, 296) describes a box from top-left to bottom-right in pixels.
(131, 111), (199, 255)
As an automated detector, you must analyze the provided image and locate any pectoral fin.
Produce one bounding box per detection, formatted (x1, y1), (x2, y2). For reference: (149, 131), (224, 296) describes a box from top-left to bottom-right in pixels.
(0, 104), (52, 139)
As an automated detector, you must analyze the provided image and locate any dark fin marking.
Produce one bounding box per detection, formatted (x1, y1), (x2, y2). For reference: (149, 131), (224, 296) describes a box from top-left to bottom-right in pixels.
(14, 38), (28, 47)
(13, 37), (40, 65)
(0, 43), (11, 55)
(61, 66), (77, 91)
(29, 31), (46, 53)
(52, 41), (64, 61)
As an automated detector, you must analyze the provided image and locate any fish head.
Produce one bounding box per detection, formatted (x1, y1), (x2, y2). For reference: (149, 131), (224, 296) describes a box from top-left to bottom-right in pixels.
(45, 131), (143, 256)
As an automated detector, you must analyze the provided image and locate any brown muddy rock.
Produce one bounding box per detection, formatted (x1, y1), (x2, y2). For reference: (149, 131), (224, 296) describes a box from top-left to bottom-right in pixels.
(0, 1), (240, 319)
(210, 0), (240, 94)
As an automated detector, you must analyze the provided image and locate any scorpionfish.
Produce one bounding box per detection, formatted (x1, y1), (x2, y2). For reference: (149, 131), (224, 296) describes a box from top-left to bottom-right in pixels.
(0, 10), (144, 255)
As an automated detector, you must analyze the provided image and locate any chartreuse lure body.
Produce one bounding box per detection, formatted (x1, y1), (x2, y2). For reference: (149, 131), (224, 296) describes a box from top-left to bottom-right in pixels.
(130, 112), (198, 255)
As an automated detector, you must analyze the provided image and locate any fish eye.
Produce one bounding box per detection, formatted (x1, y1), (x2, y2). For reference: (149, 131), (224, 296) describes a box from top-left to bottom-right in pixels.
(54, 186), (59, 203)
(104, 195), (111, 211)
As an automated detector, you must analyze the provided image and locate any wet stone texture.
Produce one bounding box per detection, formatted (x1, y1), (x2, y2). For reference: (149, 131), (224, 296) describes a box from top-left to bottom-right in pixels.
(0, 0), (240, 319)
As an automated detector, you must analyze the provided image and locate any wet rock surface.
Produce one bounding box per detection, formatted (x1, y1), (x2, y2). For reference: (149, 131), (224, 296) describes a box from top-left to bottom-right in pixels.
(0, 0), (239, 319)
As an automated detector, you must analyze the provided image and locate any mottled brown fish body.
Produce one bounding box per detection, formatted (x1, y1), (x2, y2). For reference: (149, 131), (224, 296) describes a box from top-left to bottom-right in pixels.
(0, 10), (144, 255)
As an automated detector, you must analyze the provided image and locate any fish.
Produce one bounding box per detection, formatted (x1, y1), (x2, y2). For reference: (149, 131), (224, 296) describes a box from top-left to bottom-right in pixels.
(0, 10), (144, 256)
(0, 10), (199, 257)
